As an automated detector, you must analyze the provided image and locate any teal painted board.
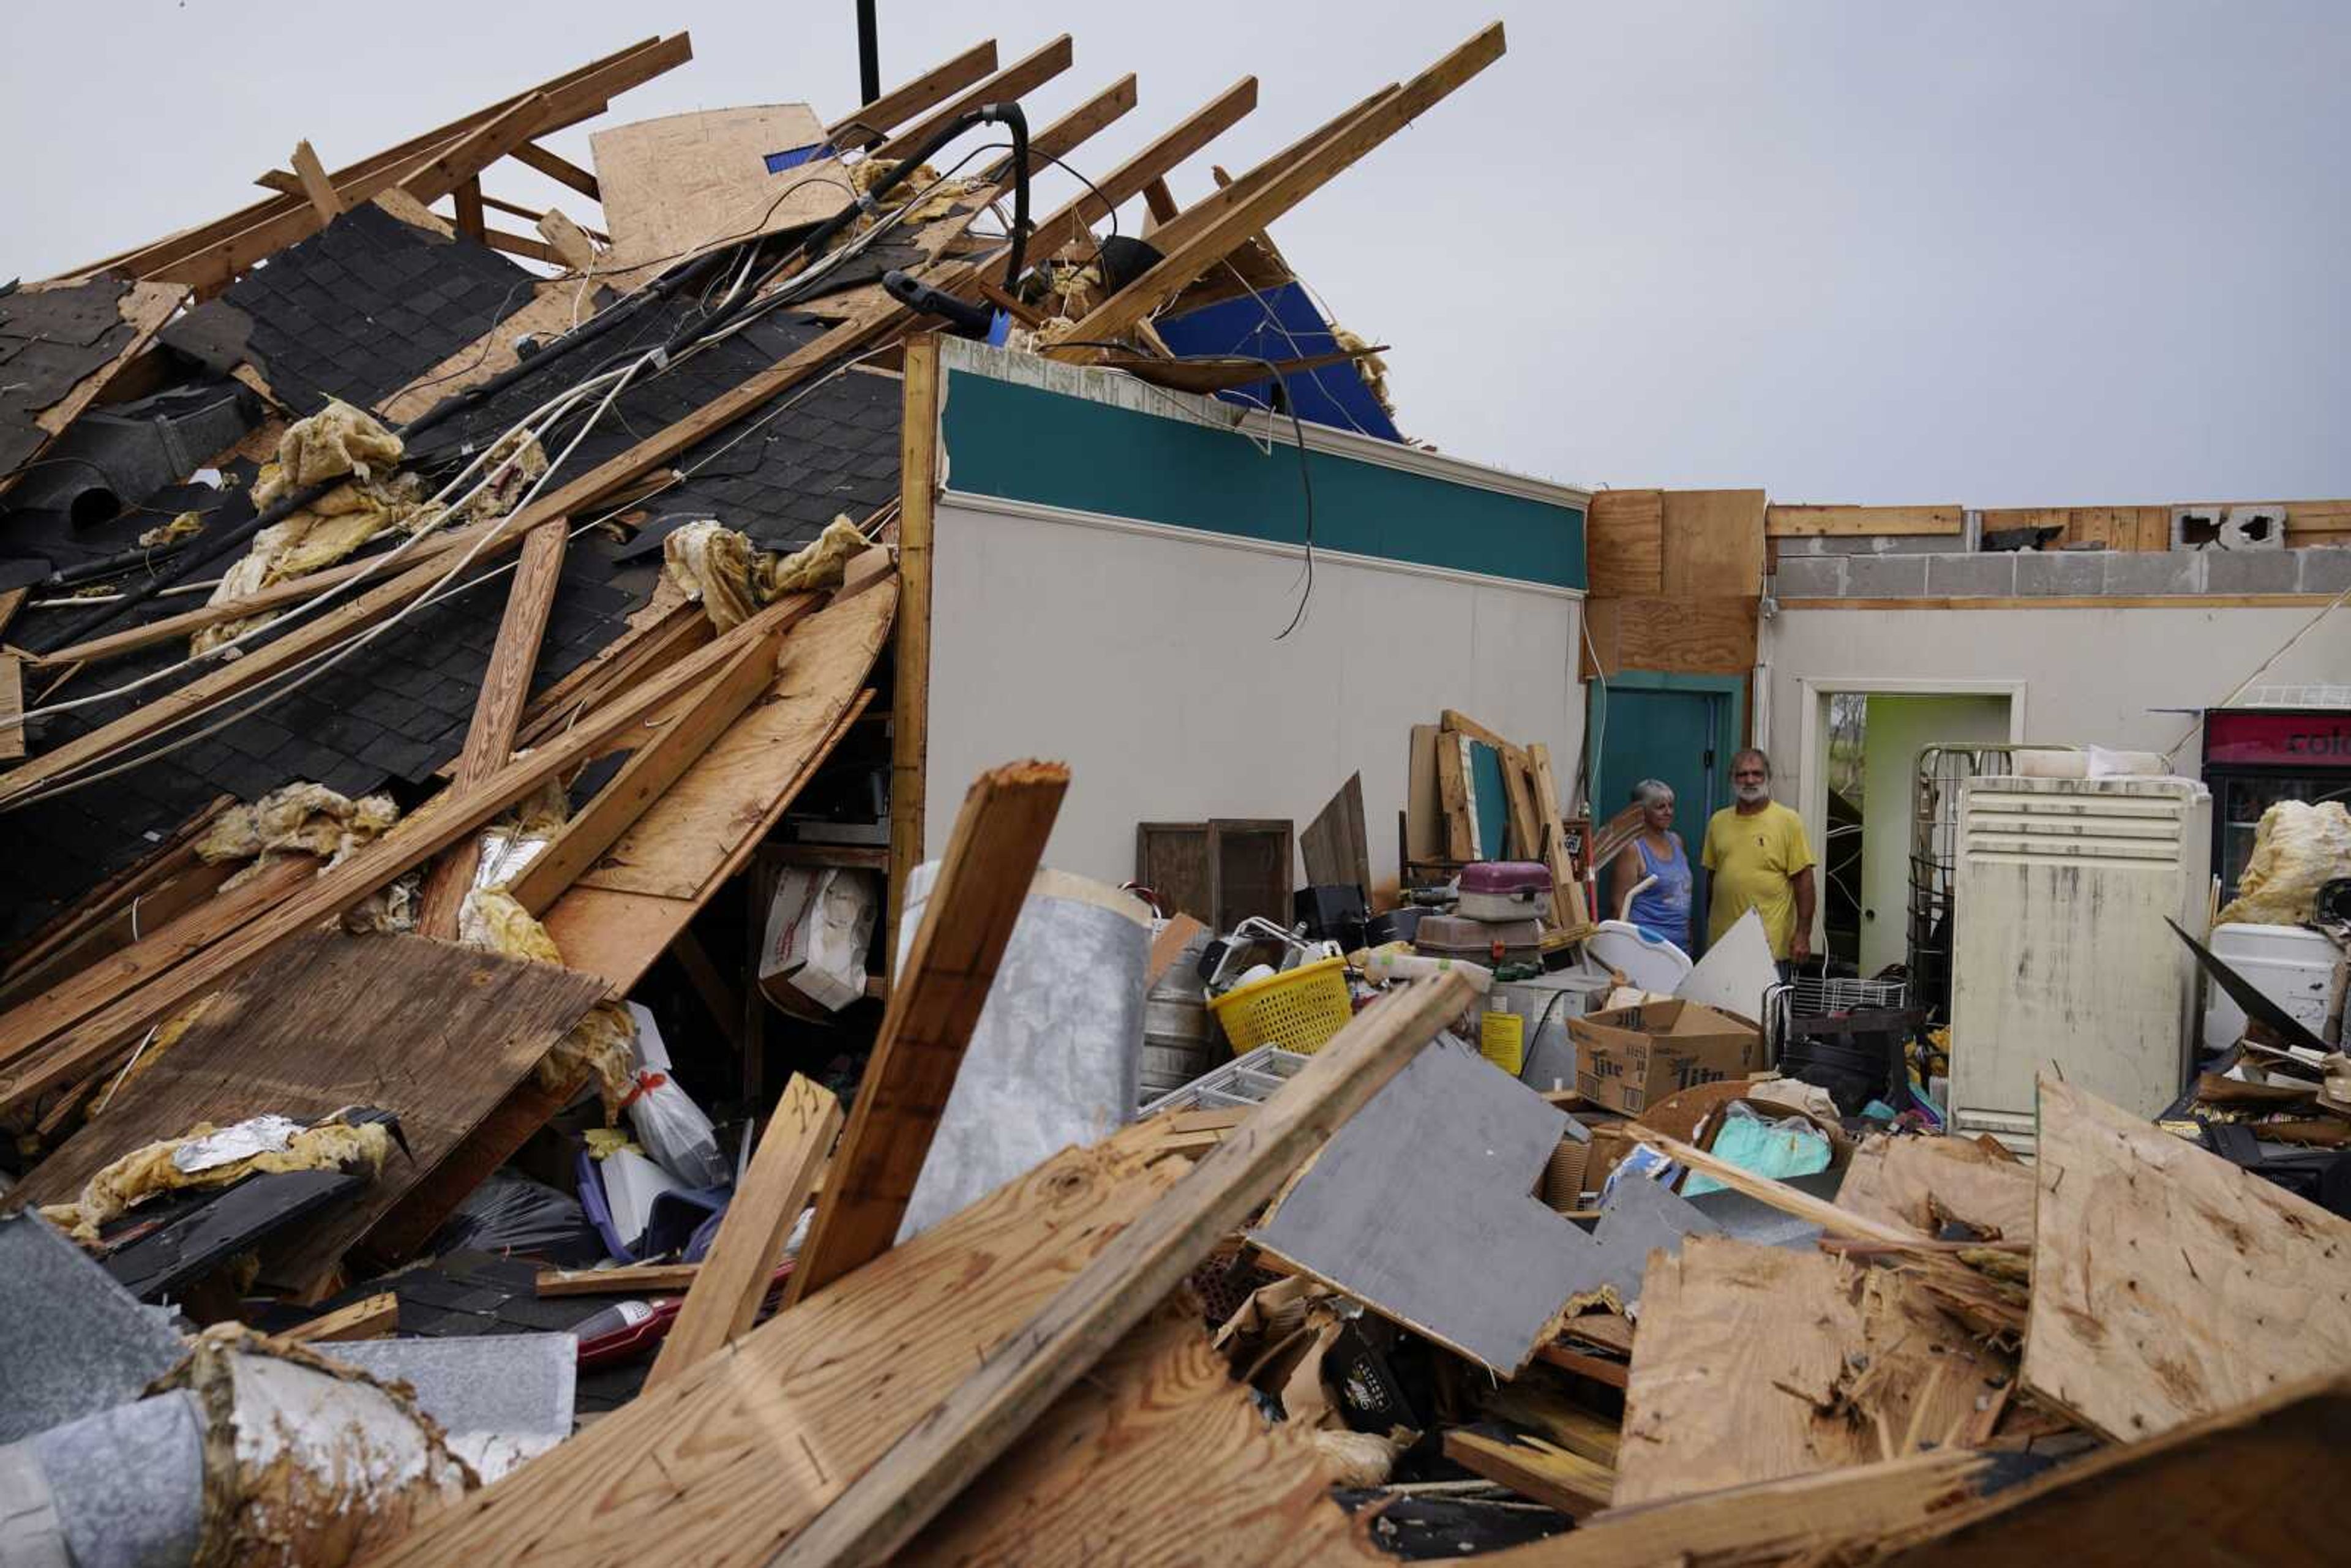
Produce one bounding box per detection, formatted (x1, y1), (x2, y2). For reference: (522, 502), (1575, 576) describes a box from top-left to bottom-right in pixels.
(940, 370), (1584, 590)
(1469, 740), (1509, 860)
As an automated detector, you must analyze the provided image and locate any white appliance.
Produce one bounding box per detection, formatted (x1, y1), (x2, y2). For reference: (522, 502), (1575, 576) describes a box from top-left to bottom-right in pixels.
(1951, 775), (2212, 1152)
(2200, 922), (2342, 1050)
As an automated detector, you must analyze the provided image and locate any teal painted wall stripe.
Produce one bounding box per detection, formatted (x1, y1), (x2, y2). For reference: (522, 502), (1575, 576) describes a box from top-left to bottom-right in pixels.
(940, 370), (1586, 590)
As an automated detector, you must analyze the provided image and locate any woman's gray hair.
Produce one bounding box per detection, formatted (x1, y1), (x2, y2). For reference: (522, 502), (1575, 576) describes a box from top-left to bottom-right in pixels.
(1630, 778), (1675, 806)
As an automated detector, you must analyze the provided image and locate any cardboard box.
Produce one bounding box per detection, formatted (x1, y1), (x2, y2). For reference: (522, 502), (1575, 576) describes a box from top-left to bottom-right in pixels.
(758, 867), (879, 1013)
(1569, 998), (1762, 1116)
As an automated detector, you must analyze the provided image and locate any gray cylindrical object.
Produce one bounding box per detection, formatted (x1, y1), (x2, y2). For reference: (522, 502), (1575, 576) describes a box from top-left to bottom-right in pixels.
(1138, 929), (1221, 1101)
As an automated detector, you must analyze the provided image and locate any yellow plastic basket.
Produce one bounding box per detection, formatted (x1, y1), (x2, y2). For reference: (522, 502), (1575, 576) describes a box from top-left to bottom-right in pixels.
(1208, 956), (1354, 1054)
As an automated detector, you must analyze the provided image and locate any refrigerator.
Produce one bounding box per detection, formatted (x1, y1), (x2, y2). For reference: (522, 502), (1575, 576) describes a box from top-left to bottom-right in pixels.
(2202, 705), (2351, 906)
(1949, 775), (2211, 1152)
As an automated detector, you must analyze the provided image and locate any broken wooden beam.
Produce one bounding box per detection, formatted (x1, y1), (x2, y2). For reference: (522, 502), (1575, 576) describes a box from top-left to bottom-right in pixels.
(646, 1074), (841, 1392)
(774, 971), (1474, 1566)
(786, 758), (1071, 1305)
(416, 517), (569, 938)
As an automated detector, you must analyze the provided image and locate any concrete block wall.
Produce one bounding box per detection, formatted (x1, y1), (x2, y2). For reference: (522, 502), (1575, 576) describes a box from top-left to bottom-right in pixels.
(1771, 543), (2350, 599)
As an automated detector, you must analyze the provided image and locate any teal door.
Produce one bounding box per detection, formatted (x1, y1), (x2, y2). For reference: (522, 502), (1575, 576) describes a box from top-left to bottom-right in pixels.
(1589, 674), (1744, 952)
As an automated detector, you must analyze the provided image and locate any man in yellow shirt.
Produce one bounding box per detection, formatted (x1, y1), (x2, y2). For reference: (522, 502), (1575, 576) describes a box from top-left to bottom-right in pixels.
(1701, 748), (1818, 963)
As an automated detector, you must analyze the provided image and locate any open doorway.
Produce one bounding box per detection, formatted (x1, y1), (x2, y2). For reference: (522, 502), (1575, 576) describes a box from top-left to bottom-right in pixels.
(1800, 681), (2025, 978)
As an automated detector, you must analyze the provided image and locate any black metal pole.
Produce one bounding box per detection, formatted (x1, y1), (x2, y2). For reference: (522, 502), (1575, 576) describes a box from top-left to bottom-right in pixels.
(856, 0), (881, 108)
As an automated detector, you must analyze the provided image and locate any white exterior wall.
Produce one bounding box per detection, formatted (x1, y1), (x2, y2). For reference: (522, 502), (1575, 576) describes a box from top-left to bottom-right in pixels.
(1764, 602), (2351, 812)
(924, 495), (1585, 896)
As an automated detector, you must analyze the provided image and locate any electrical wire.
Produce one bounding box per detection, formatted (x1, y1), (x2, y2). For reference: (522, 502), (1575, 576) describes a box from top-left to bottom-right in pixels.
(9, 121), (1021, 798)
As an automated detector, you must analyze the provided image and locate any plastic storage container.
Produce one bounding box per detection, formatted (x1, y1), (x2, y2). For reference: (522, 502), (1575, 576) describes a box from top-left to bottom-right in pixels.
(2201, 921), (2342, 1049)
(1415, 913), (1542, 966)
(1457, 861), (1553, 922)
(1209, 956), (1354, 1054)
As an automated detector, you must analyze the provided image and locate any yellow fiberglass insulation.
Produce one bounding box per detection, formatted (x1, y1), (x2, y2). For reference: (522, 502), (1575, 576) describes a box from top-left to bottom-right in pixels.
(252, 400), (403, 508)
(459, 885), (635, 1118)
(660, 514), (866, 631)
(2218, 800), (2351, 926)
(42, 1116), (392, 1245)
(196, 782), (399, 868)
(1330, 324), (1397, 422)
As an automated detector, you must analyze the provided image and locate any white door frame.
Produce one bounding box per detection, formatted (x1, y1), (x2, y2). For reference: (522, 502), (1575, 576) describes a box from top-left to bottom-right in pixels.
(1794, 677), (2029, 952)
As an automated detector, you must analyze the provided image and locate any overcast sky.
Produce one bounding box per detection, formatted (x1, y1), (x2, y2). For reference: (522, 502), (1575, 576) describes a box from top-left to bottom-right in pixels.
(7, 2), (2347, 505)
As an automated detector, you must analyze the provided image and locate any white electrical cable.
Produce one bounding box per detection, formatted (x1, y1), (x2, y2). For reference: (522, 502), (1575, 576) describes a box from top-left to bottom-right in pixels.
(22, 362), (630, 721)
(13, 140), (1000, 797)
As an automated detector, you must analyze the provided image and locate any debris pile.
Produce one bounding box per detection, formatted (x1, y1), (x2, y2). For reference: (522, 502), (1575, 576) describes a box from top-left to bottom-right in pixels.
(1, 19), (2348, 1568)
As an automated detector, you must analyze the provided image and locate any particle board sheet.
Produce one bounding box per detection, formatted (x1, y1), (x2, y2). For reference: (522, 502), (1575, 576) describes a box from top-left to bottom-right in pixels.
(899, 1299), (1379, 1567)
(1764, 505), (1963, 539)
(1659, 489), (1767, 599)
(1246, 1038), (1588, 1373)
(364, 1138), (1187, 1568)
(590, 105), (838, 276)
(1613, 1236), (2009, 1508)
(1579, 595), (1758, 678)
(1584, 489), (1663, 598)
(2022, 1076), (2351, 1441)
(574, 574), (896, 899)
(16, 932), (607, 1294)
(1835, 1133), (2034, 1244)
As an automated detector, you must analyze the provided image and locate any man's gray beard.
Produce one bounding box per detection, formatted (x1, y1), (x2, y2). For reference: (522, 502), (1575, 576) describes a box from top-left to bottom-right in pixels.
(1735, 784), (1769, 804)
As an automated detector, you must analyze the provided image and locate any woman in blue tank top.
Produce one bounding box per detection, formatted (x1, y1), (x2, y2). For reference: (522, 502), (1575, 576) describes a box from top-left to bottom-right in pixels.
(1608, 779), (1693, 953)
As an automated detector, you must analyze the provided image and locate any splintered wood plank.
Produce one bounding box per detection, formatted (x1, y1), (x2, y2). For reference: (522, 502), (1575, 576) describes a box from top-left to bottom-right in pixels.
(1472, 1447), (2004, 1568)
(647, 1074), (841, 1394)
(14, 932), (605, 1295)
(2022, 1076), (2351, 1441)
(1443, 1427), (1614, 1518)
(1584, 489), (1663, 597)
(1613, 1237), (2009, 1509)
(1855, 1369), (2351, 1567)
(776, 974), (1471, 1567)
(1659, 489), (1768, 599)
(289, 140), (345, 222)
(576, 574), (896, 901)
(888, 336), (940, 969)
(783, 759), (1070, 1305)
(1527, 743), (1588, 930)
(1835, 1133), (2035, 1243)
(416, 519), (569, 937)
(898, 1300), (1378, 1566)
(362, 1138), (1187, 1568)
(537, 1262), (700, 1297)
(285, 1292), (397, 1343)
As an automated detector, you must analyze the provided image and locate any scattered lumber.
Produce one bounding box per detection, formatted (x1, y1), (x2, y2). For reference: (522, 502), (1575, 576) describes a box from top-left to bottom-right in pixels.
(536, 1262), (700, 1297)
(773, 972), (1472, 1566)
(284, 1291), (398, 1343)
(1613, 1236), (2012, 1508)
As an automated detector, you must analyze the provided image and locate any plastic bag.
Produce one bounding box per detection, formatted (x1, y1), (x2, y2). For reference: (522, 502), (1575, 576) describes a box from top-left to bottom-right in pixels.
(428, 1171), (604, 1267)
(1681, 1102), (1832, 1197)
(623, 1070), (729, 1188)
